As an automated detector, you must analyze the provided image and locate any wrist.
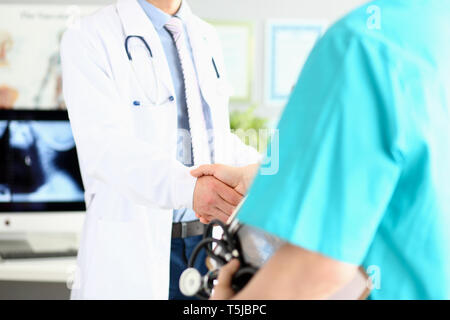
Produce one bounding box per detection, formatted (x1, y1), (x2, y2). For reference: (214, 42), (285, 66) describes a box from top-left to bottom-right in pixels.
(242, 164), (259, 191)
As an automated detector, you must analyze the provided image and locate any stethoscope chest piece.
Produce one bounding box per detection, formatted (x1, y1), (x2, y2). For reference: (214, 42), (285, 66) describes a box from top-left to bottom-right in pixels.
(179, 268), (202, 297)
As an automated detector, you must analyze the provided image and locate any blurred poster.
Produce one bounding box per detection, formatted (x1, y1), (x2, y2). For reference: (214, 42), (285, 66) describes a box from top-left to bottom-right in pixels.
(210, 21), (254, 103)
(0, 5), (100, 110)
(265, 20), (326, 106)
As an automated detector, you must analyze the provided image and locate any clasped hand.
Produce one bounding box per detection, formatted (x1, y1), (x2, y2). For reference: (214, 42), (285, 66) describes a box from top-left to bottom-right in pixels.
(191, 164), (258, 224)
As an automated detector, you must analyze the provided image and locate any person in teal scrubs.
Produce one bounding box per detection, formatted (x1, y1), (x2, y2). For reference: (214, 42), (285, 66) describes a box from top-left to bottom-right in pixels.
(191, 0), (450, 299)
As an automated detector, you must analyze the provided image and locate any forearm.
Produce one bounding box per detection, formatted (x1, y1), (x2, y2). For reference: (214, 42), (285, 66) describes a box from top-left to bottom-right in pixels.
(232, 244), (357, 300)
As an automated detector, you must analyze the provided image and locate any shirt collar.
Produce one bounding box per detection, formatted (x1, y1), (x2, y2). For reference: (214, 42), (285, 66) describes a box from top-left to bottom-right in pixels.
(138, 0), (192, 30)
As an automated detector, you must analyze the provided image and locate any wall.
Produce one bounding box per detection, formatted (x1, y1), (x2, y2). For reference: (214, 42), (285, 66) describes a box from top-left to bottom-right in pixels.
(189, 0), (369, 122)
(0, 0), (370, 121)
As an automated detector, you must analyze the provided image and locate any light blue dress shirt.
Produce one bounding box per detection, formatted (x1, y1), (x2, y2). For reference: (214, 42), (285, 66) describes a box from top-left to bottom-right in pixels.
(138, 0), (214, 222)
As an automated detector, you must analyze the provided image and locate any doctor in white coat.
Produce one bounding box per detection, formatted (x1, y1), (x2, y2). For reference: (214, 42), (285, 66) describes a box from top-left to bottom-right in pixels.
(60, 0), (259, 299)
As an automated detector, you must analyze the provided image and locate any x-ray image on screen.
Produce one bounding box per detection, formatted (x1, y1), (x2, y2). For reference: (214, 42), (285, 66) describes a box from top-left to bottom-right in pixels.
(0, 114), (84, 210)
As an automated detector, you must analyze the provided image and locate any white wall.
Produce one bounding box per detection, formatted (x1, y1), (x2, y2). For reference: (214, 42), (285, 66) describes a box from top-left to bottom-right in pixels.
(188, 0), (370, 121)
(1, 0), (369, 121)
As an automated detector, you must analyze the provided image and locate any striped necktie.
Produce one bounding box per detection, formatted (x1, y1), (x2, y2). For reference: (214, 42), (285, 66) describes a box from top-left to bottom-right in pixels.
(165, 17), (210, 165)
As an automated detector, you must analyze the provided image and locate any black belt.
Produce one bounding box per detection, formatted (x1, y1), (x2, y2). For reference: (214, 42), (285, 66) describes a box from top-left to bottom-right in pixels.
(172, 220), (205, 239)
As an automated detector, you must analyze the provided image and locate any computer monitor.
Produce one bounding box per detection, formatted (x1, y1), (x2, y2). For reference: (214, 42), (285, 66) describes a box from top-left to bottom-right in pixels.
(0, 110), (85, 234)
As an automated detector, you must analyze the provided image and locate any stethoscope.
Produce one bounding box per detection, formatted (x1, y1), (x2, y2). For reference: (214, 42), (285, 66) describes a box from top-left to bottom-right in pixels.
(124, 35), (221, 107)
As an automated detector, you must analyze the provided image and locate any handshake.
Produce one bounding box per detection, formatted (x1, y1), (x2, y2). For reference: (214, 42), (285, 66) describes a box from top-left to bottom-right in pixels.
(191, 163), (259, 224)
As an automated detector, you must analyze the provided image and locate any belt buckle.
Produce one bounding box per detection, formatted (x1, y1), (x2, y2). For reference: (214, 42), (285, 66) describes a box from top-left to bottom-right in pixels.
(181, 222), (188, 238)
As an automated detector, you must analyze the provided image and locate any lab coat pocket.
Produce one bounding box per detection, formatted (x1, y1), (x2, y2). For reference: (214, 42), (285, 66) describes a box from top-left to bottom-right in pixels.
(130, 102), (177, 151)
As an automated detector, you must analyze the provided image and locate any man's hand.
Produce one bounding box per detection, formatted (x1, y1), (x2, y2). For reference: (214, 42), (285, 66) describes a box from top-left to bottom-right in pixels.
(193, 176), (243, 224)
(0, 85), (18, 109)
(216, 244), (359, 300)
(191, 164), (259, 196)
(210, 259), (240, 300)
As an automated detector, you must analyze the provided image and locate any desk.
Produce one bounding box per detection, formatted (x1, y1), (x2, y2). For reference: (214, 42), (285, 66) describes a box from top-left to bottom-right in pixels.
(0, 258), (76, 299)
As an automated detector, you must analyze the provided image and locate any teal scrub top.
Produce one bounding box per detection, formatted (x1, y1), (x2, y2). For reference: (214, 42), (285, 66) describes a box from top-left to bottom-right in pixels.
(238, 0), (450, 300)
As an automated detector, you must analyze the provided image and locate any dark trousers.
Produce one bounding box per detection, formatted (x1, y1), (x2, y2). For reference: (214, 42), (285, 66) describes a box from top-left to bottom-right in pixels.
(169, 234), (208, 300)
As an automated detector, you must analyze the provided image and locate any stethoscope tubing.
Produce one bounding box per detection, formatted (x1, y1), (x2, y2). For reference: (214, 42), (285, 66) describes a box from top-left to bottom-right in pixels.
(124, 34), (221, 106)
(125, 35), (153, 60)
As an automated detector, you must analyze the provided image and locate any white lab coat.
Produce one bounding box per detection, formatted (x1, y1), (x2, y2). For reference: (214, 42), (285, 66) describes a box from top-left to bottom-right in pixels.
(60, 0), (259, 300)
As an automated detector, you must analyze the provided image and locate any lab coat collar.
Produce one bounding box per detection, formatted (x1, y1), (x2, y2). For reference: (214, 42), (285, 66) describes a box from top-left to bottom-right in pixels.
(176, 1), (193, 22)
(183, 16), (214, 92)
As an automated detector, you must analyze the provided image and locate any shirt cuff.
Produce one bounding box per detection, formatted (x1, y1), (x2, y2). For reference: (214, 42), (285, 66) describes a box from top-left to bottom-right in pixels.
(172, 164), (197, 210)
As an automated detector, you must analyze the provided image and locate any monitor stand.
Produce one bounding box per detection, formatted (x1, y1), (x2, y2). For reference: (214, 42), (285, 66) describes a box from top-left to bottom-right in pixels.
(0, 238), (33, 253)
(0, 232), (79, 258)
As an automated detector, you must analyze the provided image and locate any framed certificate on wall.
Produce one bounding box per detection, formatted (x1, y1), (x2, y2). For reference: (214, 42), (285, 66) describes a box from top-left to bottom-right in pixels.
(209, 21), (254, 103)
(265, 20), (326, 106)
